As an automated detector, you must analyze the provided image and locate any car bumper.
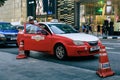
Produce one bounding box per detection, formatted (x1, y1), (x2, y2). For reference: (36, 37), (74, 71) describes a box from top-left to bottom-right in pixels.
(66, 45), (101, 57)
(0, 37), (17, 45)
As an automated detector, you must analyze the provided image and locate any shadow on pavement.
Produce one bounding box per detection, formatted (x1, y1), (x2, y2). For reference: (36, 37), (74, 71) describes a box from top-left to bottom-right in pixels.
(0, 44), (18, 48)
(30, 52), (98, 62)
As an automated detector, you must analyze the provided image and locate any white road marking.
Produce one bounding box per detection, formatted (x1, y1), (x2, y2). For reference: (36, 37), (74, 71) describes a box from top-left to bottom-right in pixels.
(105, 47), (114, 50)
(102, 43), (120, 45)
(116, 40), (120, 42)
(108, 52), (120, 55)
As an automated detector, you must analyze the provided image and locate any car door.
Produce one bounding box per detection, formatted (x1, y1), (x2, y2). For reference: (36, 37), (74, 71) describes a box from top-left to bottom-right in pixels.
(24, 24), (39, 50)
(24, 24), (52, 51)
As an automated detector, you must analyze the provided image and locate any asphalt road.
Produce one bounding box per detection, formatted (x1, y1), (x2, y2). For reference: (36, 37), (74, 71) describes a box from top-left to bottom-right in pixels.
(0, 39), (120, 80)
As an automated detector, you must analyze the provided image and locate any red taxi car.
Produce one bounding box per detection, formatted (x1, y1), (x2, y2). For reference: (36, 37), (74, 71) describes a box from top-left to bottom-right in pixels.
(17, 22), (103, 60)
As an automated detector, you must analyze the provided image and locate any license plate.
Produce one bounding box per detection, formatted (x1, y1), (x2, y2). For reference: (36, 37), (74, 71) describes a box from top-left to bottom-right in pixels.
(11, 37), (17, 40)
(90, 46), (100, 51)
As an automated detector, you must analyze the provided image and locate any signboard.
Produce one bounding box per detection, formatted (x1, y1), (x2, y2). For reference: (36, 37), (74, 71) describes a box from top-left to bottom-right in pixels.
(27, 0), (36, 19)
(36, 0), (56, 15)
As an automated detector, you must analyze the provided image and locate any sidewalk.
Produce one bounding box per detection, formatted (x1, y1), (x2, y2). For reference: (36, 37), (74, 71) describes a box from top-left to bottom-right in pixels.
(92, 32), (120, 39)
(98, 36), (120, 39)
(0, 51), (120, 80)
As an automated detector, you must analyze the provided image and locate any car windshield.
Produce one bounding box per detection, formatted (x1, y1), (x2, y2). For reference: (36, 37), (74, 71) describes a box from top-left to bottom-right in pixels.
(48, 24), (78, 34)
(0, 23), (15, 30)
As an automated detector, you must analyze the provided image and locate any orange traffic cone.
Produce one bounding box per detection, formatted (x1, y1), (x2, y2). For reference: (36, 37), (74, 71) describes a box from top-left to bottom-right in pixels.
(96, 45), (114, 77)
(16, 41), (27, 59)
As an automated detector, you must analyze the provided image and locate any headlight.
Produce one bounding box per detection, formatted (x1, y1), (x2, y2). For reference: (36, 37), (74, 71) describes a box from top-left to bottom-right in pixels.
(0, 34), (5, 37)
(73, 40), (84, 46)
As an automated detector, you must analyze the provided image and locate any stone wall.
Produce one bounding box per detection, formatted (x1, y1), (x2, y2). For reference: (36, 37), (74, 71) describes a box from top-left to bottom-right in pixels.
(0, 0), (27, 23)
(0, 0), (76, 25)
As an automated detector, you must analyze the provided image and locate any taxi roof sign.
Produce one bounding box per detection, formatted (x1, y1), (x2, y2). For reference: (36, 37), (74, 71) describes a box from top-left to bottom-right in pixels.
(51, 19), (58, 23)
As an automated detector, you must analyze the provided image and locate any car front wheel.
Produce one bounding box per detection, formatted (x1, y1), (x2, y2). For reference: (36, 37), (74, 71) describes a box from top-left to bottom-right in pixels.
(54, 44), (67, 60)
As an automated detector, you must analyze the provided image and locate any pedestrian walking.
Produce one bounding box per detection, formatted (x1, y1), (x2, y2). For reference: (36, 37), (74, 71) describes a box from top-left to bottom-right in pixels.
(97, 25), (101, 36)
(85, 25), (89, 34)
(102, 25), (106, 36)
(88, 24), (92, 34)
(82, 24), (86, 32)
(109, 21), (114, 36)
(104, 20), (109, 36)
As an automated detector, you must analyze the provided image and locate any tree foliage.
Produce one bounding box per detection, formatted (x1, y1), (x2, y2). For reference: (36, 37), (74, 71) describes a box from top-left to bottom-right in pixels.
(0, 0), (7, 7)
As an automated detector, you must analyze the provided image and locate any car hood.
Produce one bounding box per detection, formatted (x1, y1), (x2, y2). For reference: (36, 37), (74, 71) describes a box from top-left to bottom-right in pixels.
(57, 33), (99, 42)
(0, 30), (18, 34)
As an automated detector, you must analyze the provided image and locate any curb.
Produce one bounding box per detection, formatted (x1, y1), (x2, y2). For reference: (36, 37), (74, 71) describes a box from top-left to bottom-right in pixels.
(98, 36), (120, 39)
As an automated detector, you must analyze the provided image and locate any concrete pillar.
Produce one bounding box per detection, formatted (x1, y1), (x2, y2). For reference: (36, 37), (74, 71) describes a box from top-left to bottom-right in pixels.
(74, 1), (80, 30)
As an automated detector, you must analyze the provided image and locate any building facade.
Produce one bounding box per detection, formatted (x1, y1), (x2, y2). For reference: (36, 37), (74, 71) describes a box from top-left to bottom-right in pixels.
(0, 0), (27, 24)
(79, 0), (120, 32)
(0, 0), (77, 26)
(0, 0), (120, 32)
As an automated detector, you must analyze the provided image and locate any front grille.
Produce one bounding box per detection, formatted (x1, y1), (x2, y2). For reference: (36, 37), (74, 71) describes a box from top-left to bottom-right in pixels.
(88, 41), (98, 46)
(5, 34), (17, 38)
(4, 34), (17, 42)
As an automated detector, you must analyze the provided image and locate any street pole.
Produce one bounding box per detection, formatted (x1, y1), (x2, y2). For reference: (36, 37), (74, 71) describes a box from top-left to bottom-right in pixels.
(74, 0), (80, 30)
(54, 0), (57, 19)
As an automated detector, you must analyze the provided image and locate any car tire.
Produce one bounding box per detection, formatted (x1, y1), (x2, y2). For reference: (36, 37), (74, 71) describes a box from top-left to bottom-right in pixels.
(24, 50), (30, 57)
(54, 44), (67, 60)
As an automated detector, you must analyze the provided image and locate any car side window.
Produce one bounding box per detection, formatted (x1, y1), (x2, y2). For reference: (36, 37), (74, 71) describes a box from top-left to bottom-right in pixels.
(26, 24), (42, 34)
(0, 25), (2, 30)
(39, 24), (51, 34)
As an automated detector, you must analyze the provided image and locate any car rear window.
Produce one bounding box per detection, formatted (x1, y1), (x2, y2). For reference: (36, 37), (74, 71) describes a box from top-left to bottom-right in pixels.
(0, 23), (15, 30)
